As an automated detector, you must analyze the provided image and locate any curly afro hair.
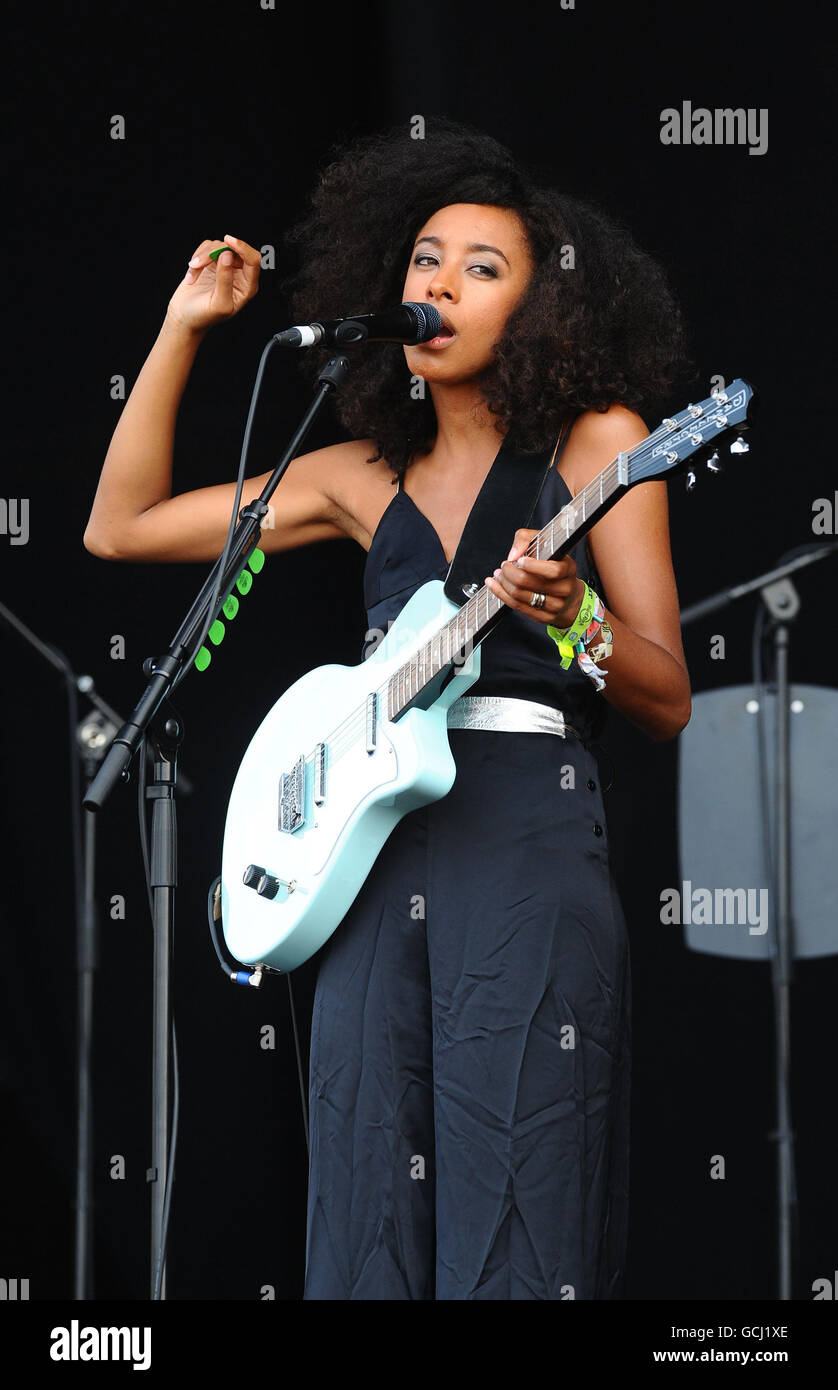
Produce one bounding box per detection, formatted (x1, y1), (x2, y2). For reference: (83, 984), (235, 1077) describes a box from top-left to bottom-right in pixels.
(282, 118), (689, 481)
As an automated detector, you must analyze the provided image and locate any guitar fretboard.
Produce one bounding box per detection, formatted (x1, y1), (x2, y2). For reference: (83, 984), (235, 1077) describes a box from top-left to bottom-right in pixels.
(385, 455), (628, 720)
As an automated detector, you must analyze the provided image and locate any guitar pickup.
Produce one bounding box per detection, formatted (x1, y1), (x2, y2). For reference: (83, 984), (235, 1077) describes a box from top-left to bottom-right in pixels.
(313, 741), (326, 805)
(278, 755), (306, 833)
(365, 692), (378, 754)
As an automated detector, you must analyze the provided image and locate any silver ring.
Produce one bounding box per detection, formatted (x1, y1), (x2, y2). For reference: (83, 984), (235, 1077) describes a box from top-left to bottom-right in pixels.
(530, 592), (547, 609)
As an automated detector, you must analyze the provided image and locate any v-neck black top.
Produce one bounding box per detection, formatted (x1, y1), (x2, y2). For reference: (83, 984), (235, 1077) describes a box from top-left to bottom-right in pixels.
(362, 462), (607, 745)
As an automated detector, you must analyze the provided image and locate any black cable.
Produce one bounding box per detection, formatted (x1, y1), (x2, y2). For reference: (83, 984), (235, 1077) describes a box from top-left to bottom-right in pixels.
(286, 974), (310, 1157)
(140, 332), (359, 1279)
(204, 877), (310, 1156)
(205, 875), (257, 985)
(136, 333), (309, 1295)
(137, 737), (152, 915)
(151, 1026), (178, 1303)
(167, 337), (277, 700)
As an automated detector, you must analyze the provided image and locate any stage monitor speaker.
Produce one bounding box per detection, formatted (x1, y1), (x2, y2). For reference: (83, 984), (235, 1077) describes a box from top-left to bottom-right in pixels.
(677, 683), (838, 960)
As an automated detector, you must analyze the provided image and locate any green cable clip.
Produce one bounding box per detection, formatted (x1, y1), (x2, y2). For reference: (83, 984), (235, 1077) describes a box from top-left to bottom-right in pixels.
(194, 546), (265, 672)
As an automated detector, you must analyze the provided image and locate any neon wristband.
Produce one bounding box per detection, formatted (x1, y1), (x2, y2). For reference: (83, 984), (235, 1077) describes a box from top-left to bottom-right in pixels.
(547, 585), (611, 690)
(547, 582), (597, 669)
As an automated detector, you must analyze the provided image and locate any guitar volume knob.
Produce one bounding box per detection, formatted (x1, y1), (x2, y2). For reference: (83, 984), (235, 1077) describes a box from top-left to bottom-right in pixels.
(257, 874), (280, 900)
(243, 864), (296, 898)
(243, 864), (267, 890)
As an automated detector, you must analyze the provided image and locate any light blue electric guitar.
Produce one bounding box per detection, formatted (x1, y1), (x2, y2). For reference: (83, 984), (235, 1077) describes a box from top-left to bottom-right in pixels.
(220, 382), (754, 972)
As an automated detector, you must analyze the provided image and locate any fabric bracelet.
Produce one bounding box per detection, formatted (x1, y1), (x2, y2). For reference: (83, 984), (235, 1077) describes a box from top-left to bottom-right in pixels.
(547, 585), (611, 691)
(546, 582), (598, 670)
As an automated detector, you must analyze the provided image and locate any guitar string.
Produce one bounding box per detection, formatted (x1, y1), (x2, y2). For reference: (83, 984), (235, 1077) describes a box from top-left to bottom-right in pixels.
(283, 403), (733, 783)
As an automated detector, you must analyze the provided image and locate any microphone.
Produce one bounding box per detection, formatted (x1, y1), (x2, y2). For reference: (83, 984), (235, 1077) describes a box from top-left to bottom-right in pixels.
(274, 302), (442, 348)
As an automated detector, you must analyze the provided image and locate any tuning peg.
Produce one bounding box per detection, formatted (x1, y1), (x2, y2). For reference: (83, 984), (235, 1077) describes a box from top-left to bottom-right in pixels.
(705, 450), (723, 473)
(685, 468), (697, 492)
(729, 435), (750, 454)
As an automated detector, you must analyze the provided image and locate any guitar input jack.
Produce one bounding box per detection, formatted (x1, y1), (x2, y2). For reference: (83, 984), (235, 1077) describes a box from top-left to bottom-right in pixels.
(207, 875), (264, 986)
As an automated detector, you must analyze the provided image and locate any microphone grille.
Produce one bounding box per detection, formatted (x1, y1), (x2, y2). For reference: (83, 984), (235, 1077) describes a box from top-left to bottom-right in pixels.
(404, 302), (443, 343)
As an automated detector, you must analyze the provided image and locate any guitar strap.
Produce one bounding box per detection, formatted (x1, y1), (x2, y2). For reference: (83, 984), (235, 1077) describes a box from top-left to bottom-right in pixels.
(442, 415), (576, 608)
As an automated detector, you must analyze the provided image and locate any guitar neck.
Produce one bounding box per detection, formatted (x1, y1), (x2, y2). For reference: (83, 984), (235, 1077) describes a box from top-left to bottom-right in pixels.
(385, 451), (630, 721)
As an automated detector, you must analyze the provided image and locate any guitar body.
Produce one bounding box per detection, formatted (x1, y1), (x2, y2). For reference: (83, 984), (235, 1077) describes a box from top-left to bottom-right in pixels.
(220, 580), (480, 972)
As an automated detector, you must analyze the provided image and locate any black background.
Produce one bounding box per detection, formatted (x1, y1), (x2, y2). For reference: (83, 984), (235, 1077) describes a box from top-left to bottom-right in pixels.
(1, 0), (836, 1313)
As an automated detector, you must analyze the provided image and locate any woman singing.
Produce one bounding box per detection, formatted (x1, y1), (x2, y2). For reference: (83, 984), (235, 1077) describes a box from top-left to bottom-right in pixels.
(85, 118), (691, 1300)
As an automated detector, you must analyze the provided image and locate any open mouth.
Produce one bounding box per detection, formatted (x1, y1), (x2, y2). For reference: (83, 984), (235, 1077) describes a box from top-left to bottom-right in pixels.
(426, 322), (457, 345)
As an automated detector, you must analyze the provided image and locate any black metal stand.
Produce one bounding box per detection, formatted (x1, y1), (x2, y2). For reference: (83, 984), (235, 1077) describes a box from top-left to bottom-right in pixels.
(82, 350), (351, 1298)
(762, 584), (796, 1302)
(0, 600), (181, 1299)
(144, 709), (182, 1301)
(76, 742), (99, 1301)
(680, 541), (837, 1300)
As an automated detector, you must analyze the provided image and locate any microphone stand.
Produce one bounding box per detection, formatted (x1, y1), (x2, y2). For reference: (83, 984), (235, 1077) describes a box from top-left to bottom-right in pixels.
(82, 351), (350, 1298)
(680, 540), (838, 1300)
(0, 600), (192, 1298)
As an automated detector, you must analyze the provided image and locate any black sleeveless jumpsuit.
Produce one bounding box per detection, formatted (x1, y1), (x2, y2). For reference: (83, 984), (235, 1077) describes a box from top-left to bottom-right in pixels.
(303, 455), (631, 1300)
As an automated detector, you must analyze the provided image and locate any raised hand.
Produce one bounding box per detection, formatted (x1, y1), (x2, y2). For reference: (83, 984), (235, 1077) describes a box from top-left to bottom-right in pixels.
(166, 235), (262, 332)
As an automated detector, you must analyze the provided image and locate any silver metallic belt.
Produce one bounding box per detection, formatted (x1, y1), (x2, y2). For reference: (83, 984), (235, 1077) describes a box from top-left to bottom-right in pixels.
(446, 695), (578, 738)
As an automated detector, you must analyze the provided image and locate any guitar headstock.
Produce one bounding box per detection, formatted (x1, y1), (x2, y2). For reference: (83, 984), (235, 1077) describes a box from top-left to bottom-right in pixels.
(629, 379), (756, 489)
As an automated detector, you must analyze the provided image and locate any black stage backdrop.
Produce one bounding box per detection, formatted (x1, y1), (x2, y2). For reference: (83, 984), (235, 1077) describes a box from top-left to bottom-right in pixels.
(1, 0), (836, 1314)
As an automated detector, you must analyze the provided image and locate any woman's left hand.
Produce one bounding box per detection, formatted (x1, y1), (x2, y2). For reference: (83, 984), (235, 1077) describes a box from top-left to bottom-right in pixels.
(485, 528), (585, 628)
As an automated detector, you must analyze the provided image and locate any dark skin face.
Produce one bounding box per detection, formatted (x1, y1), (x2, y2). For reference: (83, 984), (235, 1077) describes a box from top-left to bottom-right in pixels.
(401, 202), (534, 387)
